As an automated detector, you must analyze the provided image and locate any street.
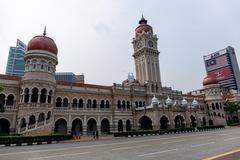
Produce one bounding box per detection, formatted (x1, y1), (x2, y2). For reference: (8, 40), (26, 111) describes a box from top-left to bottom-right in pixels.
(0, 128), (240, 160)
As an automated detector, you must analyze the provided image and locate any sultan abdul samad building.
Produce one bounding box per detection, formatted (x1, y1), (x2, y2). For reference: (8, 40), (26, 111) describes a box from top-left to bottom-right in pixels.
(0, 16), (234, 135)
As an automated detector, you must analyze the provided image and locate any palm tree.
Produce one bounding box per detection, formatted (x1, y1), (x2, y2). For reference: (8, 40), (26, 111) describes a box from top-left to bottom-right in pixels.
(224, 100), (240, 124)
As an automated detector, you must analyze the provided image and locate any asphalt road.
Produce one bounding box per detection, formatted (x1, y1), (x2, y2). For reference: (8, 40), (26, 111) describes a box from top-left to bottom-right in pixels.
(1, 128), (240, 160)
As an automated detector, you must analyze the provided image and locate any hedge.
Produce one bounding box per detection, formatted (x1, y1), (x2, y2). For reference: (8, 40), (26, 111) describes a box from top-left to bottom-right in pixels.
(113, 125), (225, 137)
(0, 134), (72, 145)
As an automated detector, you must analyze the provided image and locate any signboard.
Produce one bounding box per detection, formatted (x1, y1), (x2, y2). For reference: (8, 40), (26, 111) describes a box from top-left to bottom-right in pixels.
(205, 54), (229, 72)
(208, 66), (232, 81)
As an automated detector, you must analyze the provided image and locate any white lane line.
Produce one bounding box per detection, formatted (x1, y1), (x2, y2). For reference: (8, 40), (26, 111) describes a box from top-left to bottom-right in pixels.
(195, 136), (212, 140)
(224, 137), (240, 141)
(28, 152), (90, 160)
(220, 133), (233, 136)
(138, 148), (178, 157)
(191, 142), (215, 148)
(162, 139), (186, 144)
(112, 144), (149, 151)
(0, 135), (202, 156)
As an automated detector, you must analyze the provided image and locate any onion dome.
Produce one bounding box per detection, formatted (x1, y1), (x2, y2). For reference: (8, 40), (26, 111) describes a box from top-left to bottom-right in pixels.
(203, 76), (218, 86)
(192, 98), (199, 108)
(27, 27), (58, 55)
(166, 96), (173, 106)
(181, 98), (188, 107)
(135, 15), (153, 33)
(151, 95), (159, 105)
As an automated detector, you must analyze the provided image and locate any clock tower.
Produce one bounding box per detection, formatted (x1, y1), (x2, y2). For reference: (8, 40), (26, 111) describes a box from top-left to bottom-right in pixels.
(132, 16), (161, 92)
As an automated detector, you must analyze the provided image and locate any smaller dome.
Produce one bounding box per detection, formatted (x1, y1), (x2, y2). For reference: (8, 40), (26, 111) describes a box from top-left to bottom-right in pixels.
(203, 76), (218, 86)
(135, 16), (153, 34)
(181, 98), (188, 107)
(166, 96), (173, 106)
(192, 98), (199, 107)
(151, 95), (158, 105)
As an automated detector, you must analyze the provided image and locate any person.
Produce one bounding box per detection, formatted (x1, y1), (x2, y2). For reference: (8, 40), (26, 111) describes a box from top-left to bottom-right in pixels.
(96, 130), (99, 140)
(93, 131), (96, 139)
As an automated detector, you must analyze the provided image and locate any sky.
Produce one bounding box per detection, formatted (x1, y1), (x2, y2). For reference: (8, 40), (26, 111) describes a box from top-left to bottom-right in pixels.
(1, 0), (240, 93)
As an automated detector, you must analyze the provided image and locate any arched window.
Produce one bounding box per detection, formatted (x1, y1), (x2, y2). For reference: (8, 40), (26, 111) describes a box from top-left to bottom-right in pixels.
(100, 100), (104, 108)
(63, 98), (69, 107)
(47, 111), (51, 120)
(0, 94), (6, 109)
(72, 98), (78, 107)
(117, 100), (121, 109)
(87, 99), (91, 108)
(40, 60), (46, 70)
(20, 118), (26, 128)
(6, 94), (14, 106)
(135, 101), (138, 108)
(127, 101), (130, 109)
(38, 113), (45, 122)
(106, 100), (110, 108)
(92, 99), (97, 108)
(24, 88), (30, 103)
(216, 103), (219, 110)
(31, 88), (39, 103)
(79, 99), (83, 108)
(218, 113), (221, 117)
(56, 97), (62, 107)
(206, 104), (209, 110)
(213, 112), (217, 116)
(32, 60), (37, 70)
(122, 101), (126, 109)
(48, 90), (52, 104)
(139, 101), (143, 107)
(40, 88), (47, 103)
(29, 115), (36, 125)
(212, 103), (215, 110)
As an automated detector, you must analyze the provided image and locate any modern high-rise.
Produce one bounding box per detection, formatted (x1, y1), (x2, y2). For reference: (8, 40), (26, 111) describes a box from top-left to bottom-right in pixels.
(203, 46), (240, 90)
(5, 39), (26, 76)
(55, 72), (85, 83)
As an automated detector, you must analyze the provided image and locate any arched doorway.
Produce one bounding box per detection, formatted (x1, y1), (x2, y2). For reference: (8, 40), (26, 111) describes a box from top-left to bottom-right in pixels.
(72, 119), (83, 135)
(101, 118), (110, 134)
(190, 115), (197, 127)
(87, 118), (97, 134)
(118, 120), (123, 132)
(209, 119), (214, 126)
(0, 118), (10, 135)
(174, 115), (185, 128)
(160, 116), (169, 129)
(139, 116), (152, 130)
(126, 120), (131, 131)
(28, 115), (36, 126)
(54, 118), (67, 134)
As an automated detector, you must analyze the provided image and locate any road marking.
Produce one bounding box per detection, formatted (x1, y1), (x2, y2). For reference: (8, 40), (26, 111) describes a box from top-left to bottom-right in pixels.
(224, 137), (240, 141)
(112, 144), (149, 151)
(220, 133), (233, 136)
(138, 148), (178, 157)
(0, 134), (204, 156)
(203, 149), (240, 160)
(191, 142), (215, 148)
(28, 152), (90, 160)
(195, 136), (212, 140)
(162, 139), (186, 144)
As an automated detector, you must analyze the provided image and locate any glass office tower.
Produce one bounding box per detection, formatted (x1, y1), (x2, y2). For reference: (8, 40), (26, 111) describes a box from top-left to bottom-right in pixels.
(5, 39), (26, 76)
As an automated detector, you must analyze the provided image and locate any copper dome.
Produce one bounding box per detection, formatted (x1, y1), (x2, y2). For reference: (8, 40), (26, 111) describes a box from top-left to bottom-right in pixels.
(203, 76), (218, 86)
(27, 29), (58, 55)
(135, 16), (152, 34)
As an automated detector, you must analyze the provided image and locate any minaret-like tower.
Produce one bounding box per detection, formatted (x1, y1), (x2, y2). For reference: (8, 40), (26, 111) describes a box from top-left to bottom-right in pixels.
(132, 16), (161, 92)
(18, 28), (58, 135)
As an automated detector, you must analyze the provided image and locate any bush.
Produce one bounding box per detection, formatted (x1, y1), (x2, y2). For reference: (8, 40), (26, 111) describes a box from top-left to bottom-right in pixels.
(0, 134), (72, 145)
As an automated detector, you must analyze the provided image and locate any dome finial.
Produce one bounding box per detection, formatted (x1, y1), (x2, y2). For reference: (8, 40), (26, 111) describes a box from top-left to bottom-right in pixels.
(139, 14), (147, 24)
(43, 26), (46, 36)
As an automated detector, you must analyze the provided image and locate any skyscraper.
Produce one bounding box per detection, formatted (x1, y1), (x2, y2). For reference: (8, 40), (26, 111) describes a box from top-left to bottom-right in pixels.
(203, 46), (240, 90)
(5, 39), (26, 76)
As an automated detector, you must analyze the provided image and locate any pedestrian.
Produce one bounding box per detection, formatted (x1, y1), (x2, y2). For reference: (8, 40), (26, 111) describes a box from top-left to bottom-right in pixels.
(93, 131), (96, 139)
(96, 130), (99, 140)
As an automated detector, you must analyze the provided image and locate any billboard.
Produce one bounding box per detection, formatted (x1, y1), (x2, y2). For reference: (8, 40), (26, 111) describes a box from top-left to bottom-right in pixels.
(205, 54), (229, 72)
(208, 66), (232, 81)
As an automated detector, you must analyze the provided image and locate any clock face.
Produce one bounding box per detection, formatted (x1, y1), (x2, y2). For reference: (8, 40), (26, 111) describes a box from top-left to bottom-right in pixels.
(148, 40), (154, 47)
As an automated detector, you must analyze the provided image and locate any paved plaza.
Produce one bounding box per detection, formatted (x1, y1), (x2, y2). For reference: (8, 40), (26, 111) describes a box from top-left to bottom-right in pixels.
(0, 128), (240, 160)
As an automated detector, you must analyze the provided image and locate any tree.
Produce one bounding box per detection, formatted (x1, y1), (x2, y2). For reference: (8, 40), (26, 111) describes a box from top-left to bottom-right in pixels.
(224, 100), (240, 124)
(0, 85), (3, 92)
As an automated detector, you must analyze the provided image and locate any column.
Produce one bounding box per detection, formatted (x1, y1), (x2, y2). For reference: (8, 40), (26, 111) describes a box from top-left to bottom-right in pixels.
(83, 115), (87, 135)
(37, 93), (41, 103)
(97, 115), (101, 135)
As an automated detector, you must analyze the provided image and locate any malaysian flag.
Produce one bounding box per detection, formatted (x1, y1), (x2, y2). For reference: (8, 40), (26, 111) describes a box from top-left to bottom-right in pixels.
(206, 55), (228, 71)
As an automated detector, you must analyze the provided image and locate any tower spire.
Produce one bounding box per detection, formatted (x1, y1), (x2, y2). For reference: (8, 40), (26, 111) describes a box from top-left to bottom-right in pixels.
(43, 26), (46, 36)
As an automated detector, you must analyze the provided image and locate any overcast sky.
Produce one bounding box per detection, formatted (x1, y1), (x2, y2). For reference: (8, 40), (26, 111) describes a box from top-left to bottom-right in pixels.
(1, 0), (240, 92)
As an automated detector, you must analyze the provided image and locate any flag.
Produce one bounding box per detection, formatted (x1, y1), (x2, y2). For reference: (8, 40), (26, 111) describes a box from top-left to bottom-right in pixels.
(206, 55), (228, 71)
